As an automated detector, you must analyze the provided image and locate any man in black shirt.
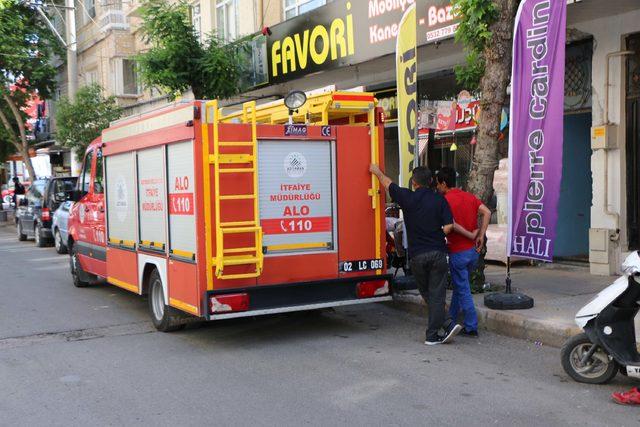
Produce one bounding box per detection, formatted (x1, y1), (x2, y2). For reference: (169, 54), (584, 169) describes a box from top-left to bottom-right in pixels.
(12, 177), (25, 208)
(370, 164), (462, 345)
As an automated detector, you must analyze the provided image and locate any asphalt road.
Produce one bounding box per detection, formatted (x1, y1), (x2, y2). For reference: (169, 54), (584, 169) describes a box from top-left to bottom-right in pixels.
(0, 226), (637, 426)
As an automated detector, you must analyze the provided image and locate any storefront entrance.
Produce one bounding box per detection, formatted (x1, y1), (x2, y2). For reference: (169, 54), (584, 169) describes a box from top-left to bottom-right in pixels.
(626, 33), (640, 250)
(554, 40), (593, 259)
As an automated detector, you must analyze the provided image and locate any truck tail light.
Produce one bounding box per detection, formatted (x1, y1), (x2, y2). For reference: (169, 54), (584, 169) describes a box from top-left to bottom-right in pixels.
(357, 280), (389, 298)
(209, 293), (249, 314)
(41, 208), (50, 221)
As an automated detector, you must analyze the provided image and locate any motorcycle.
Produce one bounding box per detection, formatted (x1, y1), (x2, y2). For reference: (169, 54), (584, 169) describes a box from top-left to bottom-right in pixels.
(561, 250), (640, 384)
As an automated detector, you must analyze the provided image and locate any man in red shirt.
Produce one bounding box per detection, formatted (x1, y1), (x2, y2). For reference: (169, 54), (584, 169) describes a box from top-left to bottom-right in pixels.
(436, 167), (491, 336)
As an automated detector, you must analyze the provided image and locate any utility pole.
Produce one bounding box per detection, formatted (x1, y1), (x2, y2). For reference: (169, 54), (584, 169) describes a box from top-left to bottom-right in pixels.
(65, 0), (81, 176)
(65, 0), (77, 103)
(35, 1), (81, 175)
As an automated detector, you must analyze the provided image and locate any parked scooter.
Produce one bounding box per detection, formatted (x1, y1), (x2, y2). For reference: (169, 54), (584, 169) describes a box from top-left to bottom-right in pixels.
(561, 251), (640, 384)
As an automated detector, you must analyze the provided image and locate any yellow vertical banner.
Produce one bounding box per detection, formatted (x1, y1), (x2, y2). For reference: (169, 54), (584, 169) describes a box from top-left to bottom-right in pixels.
(396, 3), (417, 188)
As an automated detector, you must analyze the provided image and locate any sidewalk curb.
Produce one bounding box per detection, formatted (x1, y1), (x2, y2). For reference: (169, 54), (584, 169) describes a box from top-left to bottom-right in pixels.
(387, 292), (582, 348)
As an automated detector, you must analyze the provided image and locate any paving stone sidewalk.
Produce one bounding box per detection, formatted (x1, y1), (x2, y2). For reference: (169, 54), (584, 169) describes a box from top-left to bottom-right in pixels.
(390, 263), (639, 348)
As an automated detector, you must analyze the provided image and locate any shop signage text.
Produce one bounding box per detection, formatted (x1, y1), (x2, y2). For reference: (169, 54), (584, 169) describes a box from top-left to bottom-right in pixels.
(265, 0), (459, 86)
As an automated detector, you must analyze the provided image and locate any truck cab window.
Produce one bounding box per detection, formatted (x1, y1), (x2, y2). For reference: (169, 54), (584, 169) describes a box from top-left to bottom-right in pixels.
(81, 150), (94, 194)
(94, 149), (104, 194)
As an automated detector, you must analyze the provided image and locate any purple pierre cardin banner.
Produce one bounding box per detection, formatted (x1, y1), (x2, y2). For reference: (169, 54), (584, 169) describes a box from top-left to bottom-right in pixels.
(507, 0), (566, 261)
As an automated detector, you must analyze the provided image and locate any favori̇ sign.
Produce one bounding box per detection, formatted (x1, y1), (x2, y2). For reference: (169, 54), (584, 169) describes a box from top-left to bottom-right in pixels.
(507, 0), (566, 262)
(266, 0), (458, 86)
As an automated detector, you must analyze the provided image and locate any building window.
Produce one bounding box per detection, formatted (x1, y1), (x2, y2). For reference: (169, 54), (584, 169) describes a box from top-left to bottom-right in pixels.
(85, 70), (99, 86)
(190, 2), (202, 43)
(284, 0), (325, 20)
(115, 58), (140, 95)
(122, 59), (139, 95)
(216, 0), (238, 41)
(83, 0), (96, 25)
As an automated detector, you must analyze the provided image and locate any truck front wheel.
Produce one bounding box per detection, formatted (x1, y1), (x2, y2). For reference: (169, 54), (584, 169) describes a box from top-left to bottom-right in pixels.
(148, 269), (185, 332)
(70, 244), (91, 288)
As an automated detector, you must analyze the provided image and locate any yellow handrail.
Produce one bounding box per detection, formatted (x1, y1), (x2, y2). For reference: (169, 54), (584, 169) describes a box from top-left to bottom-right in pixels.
(203, 100), (217, 290)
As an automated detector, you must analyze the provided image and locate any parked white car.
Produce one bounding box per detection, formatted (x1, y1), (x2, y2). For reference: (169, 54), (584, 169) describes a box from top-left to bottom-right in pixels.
(52, 200), (73, 254)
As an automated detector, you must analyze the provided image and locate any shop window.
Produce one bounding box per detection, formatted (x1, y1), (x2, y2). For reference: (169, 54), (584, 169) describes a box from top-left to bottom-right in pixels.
(216, 0), (238, 41)
(284, 0), (326, 20)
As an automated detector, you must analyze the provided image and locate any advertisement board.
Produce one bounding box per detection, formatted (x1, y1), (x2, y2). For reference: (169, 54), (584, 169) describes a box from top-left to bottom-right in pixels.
(265, 0), (459, 86)
(258, 140), (336, 253)
(507, 0), (566, 261)
(396, 4), (417, 188)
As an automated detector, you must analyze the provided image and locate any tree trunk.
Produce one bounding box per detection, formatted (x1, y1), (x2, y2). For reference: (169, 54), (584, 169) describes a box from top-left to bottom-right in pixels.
(466, 0), (518, 205)
(1, 93), (36, 181)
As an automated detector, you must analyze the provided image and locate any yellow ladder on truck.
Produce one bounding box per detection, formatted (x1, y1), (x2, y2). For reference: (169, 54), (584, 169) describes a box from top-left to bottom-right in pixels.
(203, 100), (263, 282)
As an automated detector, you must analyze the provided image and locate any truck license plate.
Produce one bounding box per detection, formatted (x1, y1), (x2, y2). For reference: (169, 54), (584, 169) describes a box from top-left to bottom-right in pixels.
(340, 259), (384, 272)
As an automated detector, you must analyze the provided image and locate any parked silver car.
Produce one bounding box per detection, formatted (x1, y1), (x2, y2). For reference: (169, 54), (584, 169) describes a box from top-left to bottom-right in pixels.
(52, 200), (73, 254)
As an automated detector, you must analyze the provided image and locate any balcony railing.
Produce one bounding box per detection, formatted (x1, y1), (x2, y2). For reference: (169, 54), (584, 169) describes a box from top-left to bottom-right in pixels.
(99, 10), (128, 31)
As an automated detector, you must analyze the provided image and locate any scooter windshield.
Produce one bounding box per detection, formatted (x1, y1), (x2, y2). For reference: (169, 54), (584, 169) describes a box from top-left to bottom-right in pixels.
(621, 250), (640, 276)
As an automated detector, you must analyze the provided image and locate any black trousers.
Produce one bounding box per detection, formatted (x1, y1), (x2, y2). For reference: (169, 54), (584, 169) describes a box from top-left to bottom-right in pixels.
(410, 250), (452, 341)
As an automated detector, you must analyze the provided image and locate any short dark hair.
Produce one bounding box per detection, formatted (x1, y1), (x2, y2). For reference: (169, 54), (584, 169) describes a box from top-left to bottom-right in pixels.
(436, 167), (457, 188)
(410, 166), (432, 187)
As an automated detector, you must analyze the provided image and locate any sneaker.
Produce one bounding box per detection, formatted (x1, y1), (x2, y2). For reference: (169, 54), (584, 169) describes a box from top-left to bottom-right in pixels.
(441, 324), (462, 344)
(460, 329), (479, 337)
(425, 336), (445, 346)
(612, 387), (640, 405)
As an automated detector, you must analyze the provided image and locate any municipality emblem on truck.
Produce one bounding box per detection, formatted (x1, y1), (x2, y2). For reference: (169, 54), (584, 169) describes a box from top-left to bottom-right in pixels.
(284, 152), (307, 178)
(115, 176), (128, 222)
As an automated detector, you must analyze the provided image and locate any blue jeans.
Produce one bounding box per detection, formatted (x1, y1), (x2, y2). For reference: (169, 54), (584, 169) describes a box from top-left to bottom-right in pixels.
(449, 248), (479, 332)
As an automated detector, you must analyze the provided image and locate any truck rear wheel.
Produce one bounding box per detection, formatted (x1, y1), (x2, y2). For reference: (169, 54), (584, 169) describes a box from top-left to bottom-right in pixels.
(148, 269), (185, 332)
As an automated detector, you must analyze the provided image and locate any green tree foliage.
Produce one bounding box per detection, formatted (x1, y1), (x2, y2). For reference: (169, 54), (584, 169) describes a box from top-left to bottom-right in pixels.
(452, 0), (499, 89)
(56, 84), (122, 158)
(136, 0), (248, 100)
(452, 0), (519, 287)
(0, 0), (62, 179)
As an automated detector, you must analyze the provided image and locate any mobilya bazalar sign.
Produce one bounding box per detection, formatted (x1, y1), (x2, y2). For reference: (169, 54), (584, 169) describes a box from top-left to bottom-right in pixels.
(267, 0), (459, 86)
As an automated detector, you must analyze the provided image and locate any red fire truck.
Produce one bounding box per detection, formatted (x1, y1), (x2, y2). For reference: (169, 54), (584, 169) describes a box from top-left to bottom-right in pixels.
(67, 91), (391, 331)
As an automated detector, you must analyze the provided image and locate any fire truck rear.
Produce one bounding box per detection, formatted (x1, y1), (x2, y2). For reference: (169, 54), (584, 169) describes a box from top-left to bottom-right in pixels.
(67, 92), (391, 331)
